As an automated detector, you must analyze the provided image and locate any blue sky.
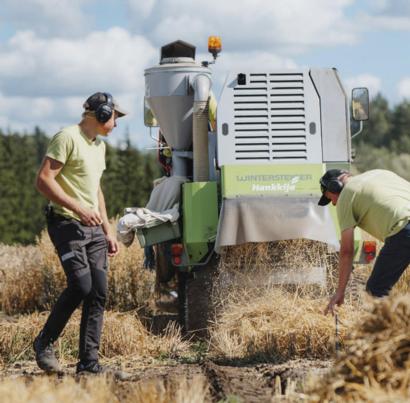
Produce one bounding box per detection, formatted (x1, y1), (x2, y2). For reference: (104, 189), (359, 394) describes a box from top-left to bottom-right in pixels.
(0, 0), (409, 148)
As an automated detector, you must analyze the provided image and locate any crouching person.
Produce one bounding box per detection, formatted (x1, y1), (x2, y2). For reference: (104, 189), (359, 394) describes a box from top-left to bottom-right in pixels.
(34, 92), (128, 378)
(318, 169), (410, 315)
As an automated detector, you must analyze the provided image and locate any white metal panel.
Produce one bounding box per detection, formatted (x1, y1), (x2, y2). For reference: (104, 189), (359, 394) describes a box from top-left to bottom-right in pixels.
(217, 70), (322, 165)
(309, 69), (350, 162)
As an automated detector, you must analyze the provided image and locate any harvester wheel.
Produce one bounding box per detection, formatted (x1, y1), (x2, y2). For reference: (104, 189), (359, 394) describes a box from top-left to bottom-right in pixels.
(177, 254), (219, 339)
(155, 242), (175, 285)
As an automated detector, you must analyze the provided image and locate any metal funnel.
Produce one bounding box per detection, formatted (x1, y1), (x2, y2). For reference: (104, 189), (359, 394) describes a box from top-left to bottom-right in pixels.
(145, 63), (210, 151)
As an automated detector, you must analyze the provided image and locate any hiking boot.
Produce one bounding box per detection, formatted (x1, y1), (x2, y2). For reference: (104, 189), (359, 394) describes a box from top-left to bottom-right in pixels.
(76, 360), (131, 381)
(33, 331), (61, 373)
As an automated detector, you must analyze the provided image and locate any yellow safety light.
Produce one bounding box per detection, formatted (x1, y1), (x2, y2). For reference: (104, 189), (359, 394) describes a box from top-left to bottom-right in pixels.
(208, 36), (222, 59)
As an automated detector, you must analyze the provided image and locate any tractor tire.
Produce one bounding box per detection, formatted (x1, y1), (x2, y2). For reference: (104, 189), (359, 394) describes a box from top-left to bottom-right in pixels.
(177, 254), (219, 339)
(155, 242), (175, 285)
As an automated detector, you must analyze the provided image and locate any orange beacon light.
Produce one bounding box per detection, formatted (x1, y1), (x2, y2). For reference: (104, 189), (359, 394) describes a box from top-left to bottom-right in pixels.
(208, 36), (222, 59)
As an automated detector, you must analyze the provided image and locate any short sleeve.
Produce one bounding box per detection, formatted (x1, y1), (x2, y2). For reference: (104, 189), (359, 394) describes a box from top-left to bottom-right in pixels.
(101, 140), (106, 171)
(337, 189), (357, 232)
(46, 131), (73, 164)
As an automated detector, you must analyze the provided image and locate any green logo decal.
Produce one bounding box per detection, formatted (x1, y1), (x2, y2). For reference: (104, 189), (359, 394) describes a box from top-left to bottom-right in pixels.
(222, 164), (325, 198)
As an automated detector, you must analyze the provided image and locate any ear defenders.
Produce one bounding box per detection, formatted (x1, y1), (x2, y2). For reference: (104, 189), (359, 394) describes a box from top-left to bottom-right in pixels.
(95, 93), (114, 123)
(323, 178), (344, 193)
(320, 170), (347, 194)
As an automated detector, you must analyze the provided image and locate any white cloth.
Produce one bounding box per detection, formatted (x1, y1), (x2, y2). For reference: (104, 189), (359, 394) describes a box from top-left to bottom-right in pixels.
(146, 175), (188, 212)
(117, 175), (188, 246)
(117, 205), (179, 246)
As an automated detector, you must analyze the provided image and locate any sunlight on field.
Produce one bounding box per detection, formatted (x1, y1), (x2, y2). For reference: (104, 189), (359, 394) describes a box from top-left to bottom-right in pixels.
(310, 293), (410, 402)
(0, 374), (210, 403)
(0, 230), (155, 314)
(209, 241), (370, 361)
(1, 236), (410, 402)
(0, 310), (189, 366)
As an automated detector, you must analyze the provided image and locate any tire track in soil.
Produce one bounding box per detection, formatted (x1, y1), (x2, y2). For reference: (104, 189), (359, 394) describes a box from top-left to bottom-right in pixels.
(1, 359), (331, 402)
(201, 359), (331, 403)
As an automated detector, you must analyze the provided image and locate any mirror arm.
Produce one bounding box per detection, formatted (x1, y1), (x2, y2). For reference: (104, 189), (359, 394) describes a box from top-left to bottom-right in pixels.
(149, 127), (159, 143)
(351, 121), (363, 139)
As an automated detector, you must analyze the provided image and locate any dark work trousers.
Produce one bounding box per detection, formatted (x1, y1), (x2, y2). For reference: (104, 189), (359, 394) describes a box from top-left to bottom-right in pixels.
(366, 222), (410, 297)
(42, 216), (108, 363)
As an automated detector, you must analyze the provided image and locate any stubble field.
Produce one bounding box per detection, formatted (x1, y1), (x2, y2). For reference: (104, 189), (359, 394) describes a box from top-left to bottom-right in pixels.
(1, 228), (409, 402)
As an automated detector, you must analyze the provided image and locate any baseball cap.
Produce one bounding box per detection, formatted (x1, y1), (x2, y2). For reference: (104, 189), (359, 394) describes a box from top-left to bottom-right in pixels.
(83, 92), (127, 117)
(318, 169), (348, 206)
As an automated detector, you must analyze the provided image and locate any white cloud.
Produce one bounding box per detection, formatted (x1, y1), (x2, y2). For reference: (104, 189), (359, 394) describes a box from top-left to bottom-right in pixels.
(371, 0), (410, 16)
(0, 91), (144, 146)
(0, 28), (156, 97)
(345, 74), (382, 98)
(360, 15), (410, 30)
(358, 0), (410, 31)
(127, 0), (157, 19)
(398, 77), (410, 99)
(128, 0), (357, 53)
(1, 0), (93, 37)
(0, 28), (157, 143)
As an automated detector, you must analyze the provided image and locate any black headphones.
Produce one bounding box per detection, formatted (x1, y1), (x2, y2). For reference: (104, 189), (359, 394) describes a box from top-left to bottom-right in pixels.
(94, 93), (114, 123)
(325, 178), (344, 193)
(320, 172), (346, 194)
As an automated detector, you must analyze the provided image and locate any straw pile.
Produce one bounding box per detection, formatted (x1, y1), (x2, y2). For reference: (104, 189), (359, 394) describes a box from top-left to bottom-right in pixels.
(0, 310), (189, 365)
(209, 240), (367, 361)
(209, 287), (358, 361)
(0, 374), (210, 403)
(0, 228), (155, 314)
(310, 293), (410, 402)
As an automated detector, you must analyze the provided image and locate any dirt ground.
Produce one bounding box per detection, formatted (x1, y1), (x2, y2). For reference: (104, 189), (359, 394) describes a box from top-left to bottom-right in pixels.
(1, 357), (331, 402)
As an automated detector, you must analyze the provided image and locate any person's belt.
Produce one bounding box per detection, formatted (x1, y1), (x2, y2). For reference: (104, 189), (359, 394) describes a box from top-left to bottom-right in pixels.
(44, 205), (76, 224)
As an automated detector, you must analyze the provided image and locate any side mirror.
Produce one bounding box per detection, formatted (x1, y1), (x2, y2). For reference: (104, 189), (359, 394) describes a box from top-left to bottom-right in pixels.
(351, 88), (369, 121)
(144, 97), (159, 127)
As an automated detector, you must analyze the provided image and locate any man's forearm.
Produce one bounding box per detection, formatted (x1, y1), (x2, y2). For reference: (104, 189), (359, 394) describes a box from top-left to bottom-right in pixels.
(37, 176), (81, 215)
(337, 252), (354, 294)
(98, 188), (111, 235)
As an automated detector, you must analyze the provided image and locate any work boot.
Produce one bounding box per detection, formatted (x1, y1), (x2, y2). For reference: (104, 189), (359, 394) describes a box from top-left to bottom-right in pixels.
(33, 331), (61, 373)
(76, 360), (131, 381)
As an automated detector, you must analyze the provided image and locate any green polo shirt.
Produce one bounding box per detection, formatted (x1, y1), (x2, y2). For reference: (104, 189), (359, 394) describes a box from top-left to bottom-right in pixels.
(46, 125), (106, 221)
(337, 170), (410, 241)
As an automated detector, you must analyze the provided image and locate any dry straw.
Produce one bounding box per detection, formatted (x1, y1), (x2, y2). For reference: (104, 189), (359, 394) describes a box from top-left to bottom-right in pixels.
(0, 311), (189, 365)
(209, 240), (367, 361)
(309, 293), (410, 402)
(0, 374), (210, 403)
(0, 227), (155, 314)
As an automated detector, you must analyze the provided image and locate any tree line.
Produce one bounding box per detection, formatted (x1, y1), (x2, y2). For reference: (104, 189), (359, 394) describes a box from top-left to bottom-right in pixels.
(353, 94), (410, 180)
(0, 128), (159, 244)
(0, 93), (409, 244)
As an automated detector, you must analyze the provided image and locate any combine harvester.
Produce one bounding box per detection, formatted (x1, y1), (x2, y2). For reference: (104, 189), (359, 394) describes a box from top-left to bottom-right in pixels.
(130, 37), (373, 335)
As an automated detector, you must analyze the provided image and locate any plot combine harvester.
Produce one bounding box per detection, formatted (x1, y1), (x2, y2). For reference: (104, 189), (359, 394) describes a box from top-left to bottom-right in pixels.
(139, 37), (372, 335)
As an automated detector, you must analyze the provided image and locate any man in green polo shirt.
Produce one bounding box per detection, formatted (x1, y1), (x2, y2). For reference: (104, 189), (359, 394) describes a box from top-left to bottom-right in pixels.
(318, 169), (410, 315)
(34, 92), (127, 377)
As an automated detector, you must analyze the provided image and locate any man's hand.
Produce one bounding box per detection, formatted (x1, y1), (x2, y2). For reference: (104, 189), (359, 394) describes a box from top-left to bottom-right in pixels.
(324, 290), (345, 315)
(77, 207), (103, 226)
(106, 233), (119, 257)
